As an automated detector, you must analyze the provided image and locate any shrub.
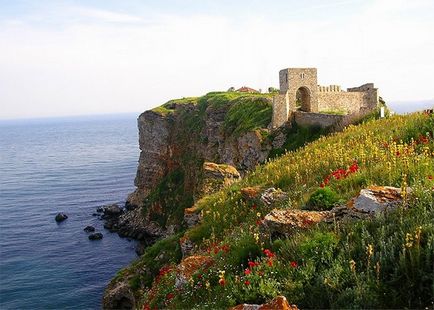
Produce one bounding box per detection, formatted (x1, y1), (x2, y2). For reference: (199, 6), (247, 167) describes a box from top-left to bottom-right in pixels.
(306, 187), (340, 210)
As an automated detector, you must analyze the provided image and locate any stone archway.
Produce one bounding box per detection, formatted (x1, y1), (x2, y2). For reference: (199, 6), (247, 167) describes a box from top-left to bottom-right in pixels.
(296, 86), (311, 112)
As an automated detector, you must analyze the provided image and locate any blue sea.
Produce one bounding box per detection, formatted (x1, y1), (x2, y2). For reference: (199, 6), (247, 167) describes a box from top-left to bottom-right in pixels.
(0, 114), (141, 309)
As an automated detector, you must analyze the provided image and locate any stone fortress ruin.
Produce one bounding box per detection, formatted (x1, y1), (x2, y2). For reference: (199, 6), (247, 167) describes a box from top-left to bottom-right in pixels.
(272, 68), (379, 128)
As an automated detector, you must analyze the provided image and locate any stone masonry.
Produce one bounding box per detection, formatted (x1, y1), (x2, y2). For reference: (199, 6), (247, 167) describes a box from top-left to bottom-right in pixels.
(272, 68), (379, 128)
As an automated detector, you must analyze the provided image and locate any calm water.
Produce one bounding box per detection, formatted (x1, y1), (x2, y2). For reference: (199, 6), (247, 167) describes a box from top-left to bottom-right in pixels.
(0, 114), (140, 309)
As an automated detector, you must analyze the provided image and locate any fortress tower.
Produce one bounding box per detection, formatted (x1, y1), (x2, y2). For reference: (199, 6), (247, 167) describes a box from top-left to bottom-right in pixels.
(272, 68), (379, 128)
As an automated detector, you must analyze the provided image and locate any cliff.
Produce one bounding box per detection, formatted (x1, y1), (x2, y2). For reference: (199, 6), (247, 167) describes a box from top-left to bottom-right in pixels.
(115, 92), (279, 241)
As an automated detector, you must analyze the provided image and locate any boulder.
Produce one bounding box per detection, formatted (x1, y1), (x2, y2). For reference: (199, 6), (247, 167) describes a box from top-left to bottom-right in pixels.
(231, 296), (298, 310)
(260, 188), (289, 207)
(175, 255), (214, 288)
(179, 237), (195, 258)
(241, 186), (261, 200)
(102, 204), (123, 216)
(184, 206), (202, 228)
(197, 162), (241, 196)
(83, 225), (95, 232)
(352, 186), (409, 214)
(55, 213), (68, 222)
(88, 232), (103, 240)
(261, 209), (329, 237)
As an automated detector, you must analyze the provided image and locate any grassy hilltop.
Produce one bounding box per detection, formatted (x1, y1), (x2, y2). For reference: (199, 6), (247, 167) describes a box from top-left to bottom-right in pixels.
(117, 105), (434, 309)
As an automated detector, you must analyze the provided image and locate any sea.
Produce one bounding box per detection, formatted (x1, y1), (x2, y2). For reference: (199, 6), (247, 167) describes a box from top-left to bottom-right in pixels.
(0, 114), (141, 309)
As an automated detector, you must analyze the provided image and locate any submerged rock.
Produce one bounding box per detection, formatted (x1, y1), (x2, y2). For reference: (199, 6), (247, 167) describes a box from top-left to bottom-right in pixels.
(88, 232), (103, 240)
(231, 295), (298, 310)
(55, 213), (68, 222)
(83, 225), (95, 233)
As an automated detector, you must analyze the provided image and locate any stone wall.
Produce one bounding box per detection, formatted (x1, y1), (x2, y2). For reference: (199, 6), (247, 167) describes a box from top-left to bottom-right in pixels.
(317, 91), (366, 114)
(272, 93), (290, 128)
(293, 111), (347, 128)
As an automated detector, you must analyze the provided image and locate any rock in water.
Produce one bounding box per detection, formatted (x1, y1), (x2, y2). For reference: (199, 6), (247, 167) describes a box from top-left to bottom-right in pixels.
(102, 204), (123, 216)
(84, 225), (95, 232)
(55, 213), (68, 222)
(88, 232), (103, 240)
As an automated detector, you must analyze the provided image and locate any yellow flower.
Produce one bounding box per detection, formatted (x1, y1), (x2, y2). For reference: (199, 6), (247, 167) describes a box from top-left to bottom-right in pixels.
(349, 259), (356, 273)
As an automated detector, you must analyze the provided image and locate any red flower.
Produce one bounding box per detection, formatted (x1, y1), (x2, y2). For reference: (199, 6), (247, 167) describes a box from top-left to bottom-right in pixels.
(166, 292), (175, 300)
(244, 280), (251, 286)
(428, 175), (433, 180)
(290, 261), (298, 268)
(320, 182), (325, 188)
(252, 204), (257, 210)
(219, 278), (225, 286)
(144, 304), (151, 310)
(263, 249), (275, 258)
(256, 219), (262, 226)
(267, 258), (273, 267)
(248, 261), (258, 268)
(244, 268), (251, 275)
(396, 151), (400, 156)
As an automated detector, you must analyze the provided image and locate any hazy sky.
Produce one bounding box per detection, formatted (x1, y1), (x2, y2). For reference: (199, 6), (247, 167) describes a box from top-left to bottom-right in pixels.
(1, 0), (433, 119)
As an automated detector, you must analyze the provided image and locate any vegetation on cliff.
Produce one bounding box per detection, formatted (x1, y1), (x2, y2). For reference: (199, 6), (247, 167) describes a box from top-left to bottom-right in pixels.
(115, 111), (434, 309)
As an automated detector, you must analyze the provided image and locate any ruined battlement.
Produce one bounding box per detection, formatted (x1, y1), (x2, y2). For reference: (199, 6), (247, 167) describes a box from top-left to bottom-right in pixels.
(272, 68), (379, 128)
(318, 85), (342, 92)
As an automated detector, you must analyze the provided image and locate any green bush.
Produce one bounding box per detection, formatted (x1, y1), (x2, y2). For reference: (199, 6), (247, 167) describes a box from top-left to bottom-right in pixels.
(306, 187), (340, 210)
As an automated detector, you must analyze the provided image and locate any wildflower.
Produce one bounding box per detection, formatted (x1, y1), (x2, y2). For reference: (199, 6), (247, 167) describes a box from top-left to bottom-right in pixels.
(405, 233), (413, 248)
(252, 204), (257, 210)
(366, 244), (374, 259)
(205, 281), (210, 289)
(218, 278), (226, 286)
(290, 261), (298, 268)
(253, 233), (259, 242)
(263, 249), (275, 258)
(255, 219), (262, 226)
(166, 292), (175, 300)
(244, 268), (251, 275)
(349, 259), (356, 273)
(428, 175), (433, 180)
(244, 280), (251, 286)
(256, 212), (261, 218)
(267, 258), (273, 267)
(248, 261), (258, 268)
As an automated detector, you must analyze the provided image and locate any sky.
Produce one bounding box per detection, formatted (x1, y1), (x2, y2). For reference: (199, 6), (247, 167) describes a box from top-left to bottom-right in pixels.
(0, 0), (433, 119)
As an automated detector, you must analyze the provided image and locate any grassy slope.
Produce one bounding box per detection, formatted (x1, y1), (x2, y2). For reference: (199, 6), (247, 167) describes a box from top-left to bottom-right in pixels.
(138, 112), (434, 309)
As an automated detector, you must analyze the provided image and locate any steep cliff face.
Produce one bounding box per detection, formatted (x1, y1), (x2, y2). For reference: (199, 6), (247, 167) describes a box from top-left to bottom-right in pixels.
(120, 93), (275, 240)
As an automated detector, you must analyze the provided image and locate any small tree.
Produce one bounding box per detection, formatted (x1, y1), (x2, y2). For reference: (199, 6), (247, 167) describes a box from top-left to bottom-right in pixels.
(268, 87), (279, 93)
